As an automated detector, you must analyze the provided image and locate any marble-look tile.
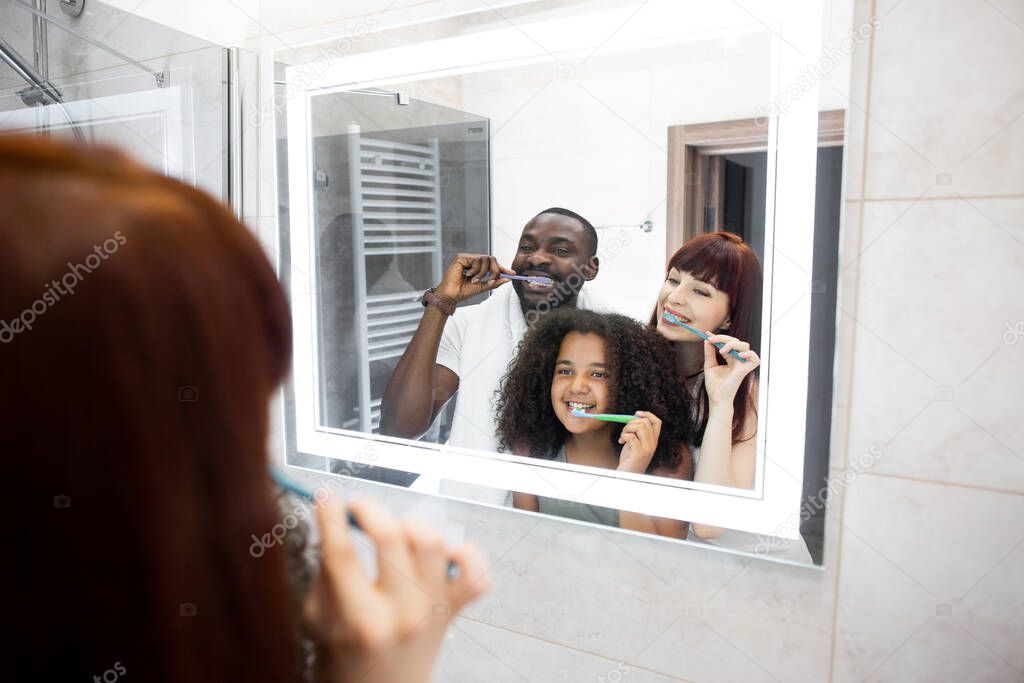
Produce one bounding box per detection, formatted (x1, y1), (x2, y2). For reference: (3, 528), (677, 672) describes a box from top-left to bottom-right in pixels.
(848, 616), (1022, 683)
(835, 0), (875, 202)
(436, 618), (688, 683)
(460, 518), (687, 663)
(954, 536), (1024, 674)
(635, 607), (832, 683)
(833, 473), (1024, 680)
(843, 475), (1024, 600)
(843, 198), (1024, 490)
(863, 0), (1024, 199)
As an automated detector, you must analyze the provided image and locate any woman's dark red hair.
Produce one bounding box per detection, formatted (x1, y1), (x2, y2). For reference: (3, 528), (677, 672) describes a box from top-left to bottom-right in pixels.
(1, 135), (299, 680)
(648, 231), (763, 444)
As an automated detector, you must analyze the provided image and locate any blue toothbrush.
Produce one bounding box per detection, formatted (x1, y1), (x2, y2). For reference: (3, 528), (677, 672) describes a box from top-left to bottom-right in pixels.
(462, 268), (553, 284)
(661, 311), (748, 362)
(270, 466), (460, 580)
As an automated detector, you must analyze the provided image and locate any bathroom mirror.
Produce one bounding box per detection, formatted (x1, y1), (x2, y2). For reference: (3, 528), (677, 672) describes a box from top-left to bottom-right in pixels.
(273, 0), (857, 566)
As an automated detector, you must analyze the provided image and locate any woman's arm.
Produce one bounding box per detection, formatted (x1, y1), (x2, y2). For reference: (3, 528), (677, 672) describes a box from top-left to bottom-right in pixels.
(694, 386), (758, 490)
(690, 337), (760, 540)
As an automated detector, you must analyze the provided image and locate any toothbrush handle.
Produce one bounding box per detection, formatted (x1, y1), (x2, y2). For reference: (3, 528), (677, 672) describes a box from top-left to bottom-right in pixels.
(710, 341), (747, 363)
(590, 413), (636, 424)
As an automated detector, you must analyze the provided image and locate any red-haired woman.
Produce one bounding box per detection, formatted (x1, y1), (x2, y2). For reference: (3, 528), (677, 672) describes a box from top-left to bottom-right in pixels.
(1, 134), (488, 682)
(649, 232), (762, 540)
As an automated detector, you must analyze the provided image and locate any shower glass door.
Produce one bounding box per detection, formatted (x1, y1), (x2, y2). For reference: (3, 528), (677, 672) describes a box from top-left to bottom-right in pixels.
(286, 89), (491, 442)
(0, 2), (230, 200)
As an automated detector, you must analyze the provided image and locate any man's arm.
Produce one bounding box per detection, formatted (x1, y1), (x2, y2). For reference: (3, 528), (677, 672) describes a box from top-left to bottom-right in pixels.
(378, 254), (513, 439)
(379, 306), (460, 438)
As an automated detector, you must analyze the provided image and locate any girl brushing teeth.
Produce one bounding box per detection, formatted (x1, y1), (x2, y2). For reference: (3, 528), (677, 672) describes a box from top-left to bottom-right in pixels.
(495, 309), (694, 538)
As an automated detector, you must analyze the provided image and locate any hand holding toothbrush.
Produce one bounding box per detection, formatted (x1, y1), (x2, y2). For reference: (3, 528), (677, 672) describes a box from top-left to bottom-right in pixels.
(303, 494), (491, 683)
(702, 333), (760, 407)
(616, 410), (662, 475)
(436, 253), (516, 304)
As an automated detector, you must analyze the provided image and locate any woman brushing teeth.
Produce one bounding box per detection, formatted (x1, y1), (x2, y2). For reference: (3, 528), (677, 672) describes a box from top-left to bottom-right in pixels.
(650, 231), (762, 540)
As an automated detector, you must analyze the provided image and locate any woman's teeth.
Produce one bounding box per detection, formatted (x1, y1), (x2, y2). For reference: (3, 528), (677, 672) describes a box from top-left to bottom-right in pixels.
(665, 311), (692, 325)
(567, 401), (594, 413)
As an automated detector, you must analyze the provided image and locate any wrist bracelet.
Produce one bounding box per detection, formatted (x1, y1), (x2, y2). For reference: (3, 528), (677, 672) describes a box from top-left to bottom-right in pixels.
(420, 287), (456, 316)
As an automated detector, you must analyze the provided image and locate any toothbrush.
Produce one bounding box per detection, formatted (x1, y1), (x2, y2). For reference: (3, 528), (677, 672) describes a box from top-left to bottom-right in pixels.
(270, 466), (460, 580)
(462, 268), (553, 285)
(569, 409), (638, 424)
(661, 312), (748, 362)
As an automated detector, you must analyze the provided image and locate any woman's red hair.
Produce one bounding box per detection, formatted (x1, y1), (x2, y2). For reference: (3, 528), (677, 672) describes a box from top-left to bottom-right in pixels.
(649, 231), (763, 443)
(1, 135), (299, 680)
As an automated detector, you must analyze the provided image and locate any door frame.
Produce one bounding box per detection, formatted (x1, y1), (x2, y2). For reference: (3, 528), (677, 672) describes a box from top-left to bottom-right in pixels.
(666, 110), (845, 250)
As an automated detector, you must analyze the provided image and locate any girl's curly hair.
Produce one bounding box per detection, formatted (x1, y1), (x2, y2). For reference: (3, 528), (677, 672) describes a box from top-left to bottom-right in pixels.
(495, 309), (694, 474)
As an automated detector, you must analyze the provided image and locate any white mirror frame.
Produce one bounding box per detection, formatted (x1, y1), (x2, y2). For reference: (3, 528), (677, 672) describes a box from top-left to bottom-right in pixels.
(281, 0), (823, 539)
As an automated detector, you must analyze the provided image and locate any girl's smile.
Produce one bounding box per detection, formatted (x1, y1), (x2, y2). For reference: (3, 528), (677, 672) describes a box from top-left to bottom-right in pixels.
(550, 331), (611, 434)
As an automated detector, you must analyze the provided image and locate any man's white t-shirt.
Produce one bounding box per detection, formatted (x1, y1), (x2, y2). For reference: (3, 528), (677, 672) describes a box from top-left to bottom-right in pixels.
(421, 284), (594, 505)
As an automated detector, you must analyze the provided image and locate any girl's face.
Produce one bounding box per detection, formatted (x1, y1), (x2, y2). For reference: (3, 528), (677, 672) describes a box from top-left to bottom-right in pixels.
(655, 267), (731, 342)
(550, 331), (612, 434)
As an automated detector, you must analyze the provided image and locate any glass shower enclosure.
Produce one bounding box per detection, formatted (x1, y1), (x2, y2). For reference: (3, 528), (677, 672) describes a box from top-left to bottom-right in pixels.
(277, 82), (491, 484)
(0, 0), (245, 209)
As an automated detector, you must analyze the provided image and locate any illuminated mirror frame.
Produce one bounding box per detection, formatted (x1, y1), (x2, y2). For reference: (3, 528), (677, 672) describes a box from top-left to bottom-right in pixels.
(279, 1), (825, 539)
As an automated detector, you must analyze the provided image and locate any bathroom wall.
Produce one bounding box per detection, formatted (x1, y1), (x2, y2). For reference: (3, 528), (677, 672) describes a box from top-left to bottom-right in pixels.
(278, 0), (1024, 680)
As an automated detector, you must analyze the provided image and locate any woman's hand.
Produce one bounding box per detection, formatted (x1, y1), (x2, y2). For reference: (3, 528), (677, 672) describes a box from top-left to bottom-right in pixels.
(436, 253), (514, 304)
(702, 333), (760, 407)
(303, 495), (491, 683)
(616, 411), (662, 474)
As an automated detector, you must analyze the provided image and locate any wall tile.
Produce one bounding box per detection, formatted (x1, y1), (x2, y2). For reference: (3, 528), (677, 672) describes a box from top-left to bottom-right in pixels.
(834, 474), (1024, 680)
(843, 198), (1024, 490)
(436, 618), (687, 683)
(864, 0), (1024, 199)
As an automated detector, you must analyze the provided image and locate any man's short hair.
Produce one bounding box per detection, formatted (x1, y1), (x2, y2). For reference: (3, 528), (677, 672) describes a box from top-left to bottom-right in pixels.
(534, 207), (598, 257)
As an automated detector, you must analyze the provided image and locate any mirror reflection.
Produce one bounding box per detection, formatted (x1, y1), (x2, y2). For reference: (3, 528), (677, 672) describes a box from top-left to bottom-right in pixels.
(284, 0), (847, 564)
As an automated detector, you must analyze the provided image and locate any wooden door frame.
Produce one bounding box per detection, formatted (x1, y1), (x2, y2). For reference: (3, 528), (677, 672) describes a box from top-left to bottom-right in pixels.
(665, 110), (845, 253)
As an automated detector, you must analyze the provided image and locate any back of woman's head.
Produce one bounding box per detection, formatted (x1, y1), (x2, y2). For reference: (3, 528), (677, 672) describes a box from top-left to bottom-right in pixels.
(0, 135), (299, 681)
(496, 308), (693, 472)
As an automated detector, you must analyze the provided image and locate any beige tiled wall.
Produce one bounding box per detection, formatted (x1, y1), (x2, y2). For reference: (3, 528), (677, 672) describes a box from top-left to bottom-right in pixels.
(289, 0), (1024, 680)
